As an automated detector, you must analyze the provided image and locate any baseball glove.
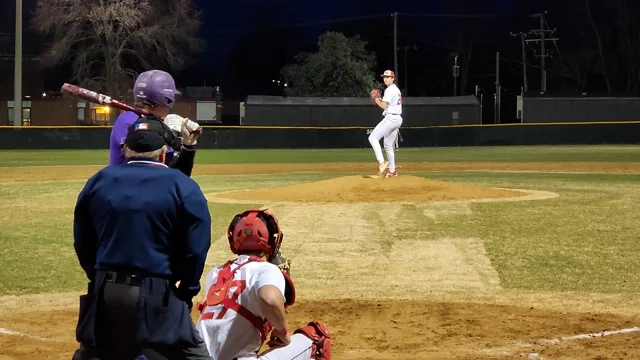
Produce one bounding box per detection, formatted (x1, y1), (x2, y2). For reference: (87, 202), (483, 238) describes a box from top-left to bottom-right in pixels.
(271, 250), (291, 275)
(370, 89), (382, 102)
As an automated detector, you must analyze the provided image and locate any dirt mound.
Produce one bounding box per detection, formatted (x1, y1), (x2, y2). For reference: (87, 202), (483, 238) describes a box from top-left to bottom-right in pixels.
(216, 175), (526, 203)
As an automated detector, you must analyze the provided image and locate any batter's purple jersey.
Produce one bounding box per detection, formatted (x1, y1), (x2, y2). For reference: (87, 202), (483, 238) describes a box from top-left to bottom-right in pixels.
(109, 111), (140, 166)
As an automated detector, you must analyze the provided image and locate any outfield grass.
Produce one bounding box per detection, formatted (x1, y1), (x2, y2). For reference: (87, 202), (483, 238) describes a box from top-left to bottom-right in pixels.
(1, 146), (640, 298)
(2, 145), (640, 167)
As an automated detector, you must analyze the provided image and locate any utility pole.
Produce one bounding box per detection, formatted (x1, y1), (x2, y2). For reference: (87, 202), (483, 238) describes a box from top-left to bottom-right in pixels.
(510, 31), (529, 92)
(452, 53), (460, 96)
(538, 13), (546, 92)
(525, 11), (559, 93)
(14, 0), (22, 127)
(495, 52), (500, 124)
(475, 85), (484, 124)
(400, 45), (417, 95)
(392, 13), (399, 88)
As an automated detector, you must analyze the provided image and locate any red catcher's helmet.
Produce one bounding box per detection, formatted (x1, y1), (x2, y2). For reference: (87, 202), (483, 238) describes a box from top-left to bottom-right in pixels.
(227, 209), (283, 262)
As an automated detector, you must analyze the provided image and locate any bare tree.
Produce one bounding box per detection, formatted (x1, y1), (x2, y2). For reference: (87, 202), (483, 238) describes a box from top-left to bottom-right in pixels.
(32, 0), (203, 103)
(577, 0), (612, 91)
(608, 0), (640, 92)
(572, 0), (640, 92)
(552, 48), (597, 92)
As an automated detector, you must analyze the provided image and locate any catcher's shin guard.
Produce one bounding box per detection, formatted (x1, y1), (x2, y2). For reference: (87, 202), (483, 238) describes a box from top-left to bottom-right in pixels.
(294, 321), (331, 360)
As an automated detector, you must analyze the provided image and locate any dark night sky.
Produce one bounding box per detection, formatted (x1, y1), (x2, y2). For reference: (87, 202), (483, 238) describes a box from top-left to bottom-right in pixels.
(0, 0), (583, 110)
(176, 0), (564, 98)
(189, 0), (386, 79)
(192, 0), (522, 71)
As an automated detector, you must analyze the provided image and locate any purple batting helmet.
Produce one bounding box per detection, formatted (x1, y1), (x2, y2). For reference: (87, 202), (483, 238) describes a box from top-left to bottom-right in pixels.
(133, 70), (181, 109)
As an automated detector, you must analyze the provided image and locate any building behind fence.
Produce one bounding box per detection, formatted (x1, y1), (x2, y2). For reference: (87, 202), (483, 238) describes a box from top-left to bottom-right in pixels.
(519, 92), (640, 123)
(241, 95), (482, 127)
(1, 93), (640, 149)
(0, 94), (483, 127)
(0, 98), (228, 126)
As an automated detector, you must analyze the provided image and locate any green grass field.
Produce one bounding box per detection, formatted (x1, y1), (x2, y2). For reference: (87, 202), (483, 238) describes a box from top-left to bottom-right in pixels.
(2, 144), (640, 166)
(1, 145), (640, 297)
(3, 145), (640, 359)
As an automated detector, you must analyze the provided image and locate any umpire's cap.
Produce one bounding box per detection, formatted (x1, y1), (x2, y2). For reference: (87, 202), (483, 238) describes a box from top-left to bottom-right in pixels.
(124, 117), (177, 152)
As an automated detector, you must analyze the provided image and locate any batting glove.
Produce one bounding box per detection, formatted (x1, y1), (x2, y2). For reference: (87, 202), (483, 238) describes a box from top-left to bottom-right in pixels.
(181, 118), (201, 146)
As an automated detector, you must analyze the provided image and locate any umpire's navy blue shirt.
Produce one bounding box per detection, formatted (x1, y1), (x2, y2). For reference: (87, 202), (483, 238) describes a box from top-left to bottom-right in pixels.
(73, 157), (211, 300)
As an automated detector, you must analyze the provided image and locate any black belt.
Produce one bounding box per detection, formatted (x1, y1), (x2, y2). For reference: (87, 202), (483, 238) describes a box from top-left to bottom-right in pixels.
(104, 271), (143, 286)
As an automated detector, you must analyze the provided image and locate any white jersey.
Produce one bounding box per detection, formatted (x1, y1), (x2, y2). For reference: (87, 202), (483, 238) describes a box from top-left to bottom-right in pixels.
(195, 255), (286, 360)
(382, 84), (402, 117)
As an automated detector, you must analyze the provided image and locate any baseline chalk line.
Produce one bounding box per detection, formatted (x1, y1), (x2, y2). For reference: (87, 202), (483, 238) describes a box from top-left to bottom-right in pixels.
(476, 326), (640, 355)
(540, 326), (640, 344)
(0, 327), (67, 342)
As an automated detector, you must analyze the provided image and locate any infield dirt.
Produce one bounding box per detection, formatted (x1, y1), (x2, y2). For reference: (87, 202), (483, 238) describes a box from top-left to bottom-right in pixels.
(1, 162), (639, 359)
(216, 175), (526, 203)
(3, 161), (640, 182)
(1, 299), (639, 360)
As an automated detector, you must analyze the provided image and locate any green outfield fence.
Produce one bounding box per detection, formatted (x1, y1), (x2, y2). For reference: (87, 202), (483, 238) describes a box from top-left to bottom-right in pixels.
(0, 122), (639, 149)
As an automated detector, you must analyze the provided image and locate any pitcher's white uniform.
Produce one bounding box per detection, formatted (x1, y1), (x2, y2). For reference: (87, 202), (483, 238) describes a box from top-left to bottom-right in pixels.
(369, 74), (402, 175)
(195, 255), (314, 360)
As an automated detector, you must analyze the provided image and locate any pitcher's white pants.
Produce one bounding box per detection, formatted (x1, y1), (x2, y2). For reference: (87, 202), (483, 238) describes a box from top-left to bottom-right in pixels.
(368, 115), (402, 172)
(237, 334), (313, 360)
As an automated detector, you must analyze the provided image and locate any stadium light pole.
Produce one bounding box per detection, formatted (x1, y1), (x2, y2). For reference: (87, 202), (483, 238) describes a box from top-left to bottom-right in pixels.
(14, 0), (23, 127)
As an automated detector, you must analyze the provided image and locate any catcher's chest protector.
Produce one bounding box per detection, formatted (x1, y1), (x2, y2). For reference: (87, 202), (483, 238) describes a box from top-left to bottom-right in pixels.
(196, 257), (273, 343)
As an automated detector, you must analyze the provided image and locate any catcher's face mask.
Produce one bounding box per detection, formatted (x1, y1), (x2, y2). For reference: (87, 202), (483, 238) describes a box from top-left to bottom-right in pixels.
(227, 209), (283, 262)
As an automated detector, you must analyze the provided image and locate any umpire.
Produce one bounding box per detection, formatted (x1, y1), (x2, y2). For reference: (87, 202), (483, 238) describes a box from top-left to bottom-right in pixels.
(72, 116), (213, 360)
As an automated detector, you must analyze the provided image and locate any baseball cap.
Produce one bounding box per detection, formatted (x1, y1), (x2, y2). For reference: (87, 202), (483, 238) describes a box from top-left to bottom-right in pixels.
(124, 118), (172, 153)
(381, 70), (395, 78)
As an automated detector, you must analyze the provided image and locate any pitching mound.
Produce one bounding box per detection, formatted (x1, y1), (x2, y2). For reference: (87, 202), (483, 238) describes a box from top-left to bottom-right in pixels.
(216, 175), (526, 203)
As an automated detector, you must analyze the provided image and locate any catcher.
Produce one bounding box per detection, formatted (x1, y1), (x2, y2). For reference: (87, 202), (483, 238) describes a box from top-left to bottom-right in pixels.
(194, 209), (331, 360)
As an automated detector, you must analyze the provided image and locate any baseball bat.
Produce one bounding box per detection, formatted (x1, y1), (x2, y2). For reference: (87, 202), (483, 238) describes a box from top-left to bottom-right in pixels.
(61, 83), (149, 116)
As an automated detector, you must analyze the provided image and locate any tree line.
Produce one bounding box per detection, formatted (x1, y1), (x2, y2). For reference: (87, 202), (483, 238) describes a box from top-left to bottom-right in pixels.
(31, 0), (382, 101)
(30, 0), (640, 102)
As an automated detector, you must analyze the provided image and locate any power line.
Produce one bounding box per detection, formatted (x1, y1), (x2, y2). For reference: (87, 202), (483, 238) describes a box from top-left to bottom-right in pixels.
(393, 12), (398, 89)
(544, 18), (562, 57)
(398, 12), (532, 19)
(399, 32), (548, 71)
(399, 44), (417, 95)
(202, 40), (319, 52)
(398, 34), (464, 52)
(202, 11), (528, 37)
(510, 31), (529, 91)
(205, 14), (389, 36)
